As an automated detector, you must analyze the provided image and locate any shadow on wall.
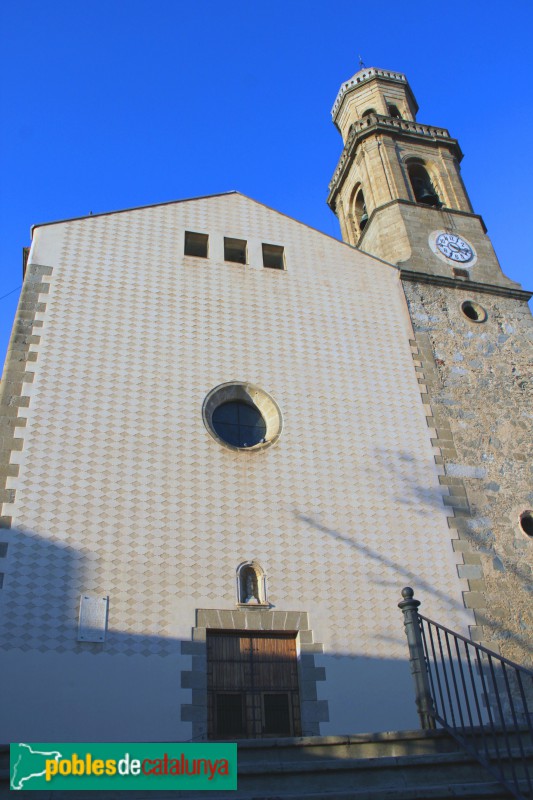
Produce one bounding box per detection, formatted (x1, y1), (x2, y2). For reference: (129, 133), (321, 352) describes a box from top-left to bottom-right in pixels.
(1, 506), (530, 750)
(389, 450), (533, 624)
(295, 478), (533, 660)
(0, 528), (422, 745)
(0, 527), (87, 652)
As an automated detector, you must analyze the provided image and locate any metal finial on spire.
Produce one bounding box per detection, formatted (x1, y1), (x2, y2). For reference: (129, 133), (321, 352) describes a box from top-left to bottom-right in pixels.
(358, 55), (366, 69)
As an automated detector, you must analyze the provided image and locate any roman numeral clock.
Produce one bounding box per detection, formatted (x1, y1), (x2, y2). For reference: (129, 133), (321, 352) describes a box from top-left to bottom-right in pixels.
(429, 231), (477, 270)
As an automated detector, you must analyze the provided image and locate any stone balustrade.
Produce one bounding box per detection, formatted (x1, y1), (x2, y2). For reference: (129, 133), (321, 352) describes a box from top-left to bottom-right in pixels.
(329, 114), (452, 193)
(331, 68), (408, 118)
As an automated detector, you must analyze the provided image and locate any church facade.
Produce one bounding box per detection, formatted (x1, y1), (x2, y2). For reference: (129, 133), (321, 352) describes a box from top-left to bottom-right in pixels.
(0, 67), (531, 744)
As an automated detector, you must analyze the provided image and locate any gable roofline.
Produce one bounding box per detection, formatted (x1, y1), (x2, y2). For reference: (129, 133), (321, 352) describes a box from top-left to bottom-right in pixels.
(28, 190), (355, 251)
(27, 189), (399, 272)
(30, 190), (241, 237)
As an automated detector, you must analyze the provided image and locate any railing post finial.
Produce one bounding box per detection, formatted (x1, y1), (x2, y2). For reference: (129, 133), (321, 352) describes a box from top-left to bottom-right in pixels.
(399, 587), (436, 729)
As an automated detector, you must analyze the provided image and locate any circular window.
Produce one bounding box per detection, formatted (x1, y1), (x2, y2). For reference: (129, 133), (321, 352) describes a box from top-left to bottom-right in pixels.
(212, 401), (266, 448)
(519, 511), (533, 538)
(461, 301), (487, 323)
(203, 382), (282, 451)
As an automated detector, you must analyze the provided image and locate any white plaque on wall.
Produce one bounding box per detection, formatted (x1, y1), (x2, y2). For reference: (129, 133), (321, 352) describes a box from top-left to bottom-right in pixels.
(78, 595), (108, 642)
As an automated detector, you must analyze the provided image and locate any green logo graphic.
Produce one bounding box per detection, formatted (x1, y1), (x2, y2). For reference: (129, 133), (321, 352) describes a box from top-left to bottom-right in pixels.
(10, 743), (237, 791)
(11, 744), (63, 791)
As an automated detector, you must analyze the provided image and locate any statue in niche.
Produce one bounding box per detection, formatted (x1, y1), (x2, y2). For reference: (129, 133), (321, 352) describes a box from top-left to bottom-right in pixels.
(236, 561), (267, 606)
(243, 569), (259, 604)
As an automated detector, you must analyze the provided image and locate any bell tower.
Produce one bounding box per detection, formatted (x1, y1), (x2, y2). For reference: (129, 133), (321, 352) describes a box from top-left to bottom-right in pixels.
(327, 67), (520, 290)
(328, 67), (533, 670)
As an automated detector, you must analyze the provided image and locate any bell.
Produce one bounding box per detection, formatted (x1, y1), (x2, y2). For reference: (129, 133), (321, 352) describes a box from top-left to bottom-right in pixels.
(359, 207), (369, 230)
(416, 186), (439, 206)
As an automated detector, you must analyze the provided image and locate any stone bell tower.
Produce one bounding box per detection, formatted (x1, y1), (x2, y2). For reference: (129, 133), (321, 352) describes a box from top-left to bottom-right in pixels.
(327, 67), (520, 290)
(328, 66), (533, 668)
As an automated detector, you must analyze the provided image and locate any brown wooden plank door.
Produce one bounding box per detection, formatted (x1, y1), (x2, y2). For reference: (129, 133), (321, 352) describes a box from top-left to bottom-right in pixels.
(207, 631), (301, 740)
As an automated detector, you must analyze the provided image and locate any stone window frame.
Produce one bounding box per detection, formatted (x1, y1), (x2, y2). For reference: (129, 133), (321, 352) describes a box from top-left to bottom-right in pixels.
(202, 382), (283, 453)
(460, 300), (488, 323)
(348, 182), (368, 239)
(180, 608), (328, 741)
(404, 155), (442, 208)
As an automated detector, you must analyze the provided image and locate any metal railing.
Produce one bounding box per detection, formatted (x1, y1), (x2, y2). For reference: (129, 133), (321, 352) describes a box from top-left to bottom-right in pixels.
(399, 587), (533, 799)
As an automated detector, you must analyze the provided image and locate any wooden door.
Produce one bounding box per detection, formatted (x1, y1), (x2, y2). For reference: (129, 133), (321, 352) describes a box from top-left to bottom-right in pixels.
(207, 631), (301, 739)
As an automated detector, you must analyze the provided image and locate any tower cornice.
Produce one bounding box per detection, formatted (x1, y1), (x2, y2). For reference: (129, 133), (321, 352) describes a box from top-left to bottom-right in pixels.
(399, 268), (532, 301)
(331, 68), (418, 126)
(327, 114), (463, 209)
(354, 197), (487, 238)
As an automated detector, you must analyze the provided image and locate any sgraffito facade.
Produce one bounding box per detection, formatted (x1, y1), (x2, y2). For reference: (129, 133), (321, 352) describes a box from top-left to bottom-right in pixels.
(0, 67), (531, 743)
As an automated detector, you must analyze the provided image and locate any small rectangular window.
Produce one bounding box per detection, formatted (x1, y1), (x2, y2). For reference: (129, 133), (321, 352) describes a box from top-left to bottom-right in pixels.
(0, 543), (7, 558)
(224, 237), (247, 264)
(262, 243), (285, 270)
(184, 231), (209, 258)
(0, 573), (4, 589)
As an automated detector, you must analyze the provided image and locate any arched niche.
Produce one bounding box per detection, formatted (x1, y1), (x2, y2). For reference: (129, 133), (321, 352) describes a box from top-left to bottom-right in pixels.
(236, 561), (268, 606)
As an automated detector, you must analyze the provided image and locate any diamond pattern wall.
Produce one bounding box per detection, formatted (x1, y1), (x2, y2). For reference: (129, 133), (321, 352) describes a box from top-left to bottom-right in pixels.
(1, 193), (471, 665)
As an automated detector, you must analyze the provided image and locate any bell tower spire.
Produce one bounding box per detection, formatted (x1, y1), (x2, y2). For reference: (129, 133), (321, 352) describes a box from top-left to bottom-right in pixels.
(327, 67), (521, 290)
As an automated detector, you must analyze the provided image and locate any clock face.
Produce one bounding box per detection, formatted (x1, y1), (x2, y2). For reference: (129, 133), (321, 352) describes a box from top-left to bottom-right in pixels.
(435, 233), (474, 263)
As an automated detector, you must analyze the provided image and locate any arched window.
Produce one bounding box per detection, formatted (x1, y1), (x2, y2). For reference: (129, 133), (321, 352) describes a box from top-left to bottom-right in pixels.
(236, 561), (267, 606)
(362, 108), (376, 118)
(407, 163), (440, 207)
(354, 188), (369, 232)
(387, 103), (402, 119)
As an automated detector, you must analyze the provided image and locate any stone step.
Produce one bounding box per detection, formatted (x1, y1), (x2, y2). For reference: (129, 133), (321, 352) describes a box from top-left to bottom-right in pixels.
(0, 783), (519, 800)
(237, 729), (477, 763)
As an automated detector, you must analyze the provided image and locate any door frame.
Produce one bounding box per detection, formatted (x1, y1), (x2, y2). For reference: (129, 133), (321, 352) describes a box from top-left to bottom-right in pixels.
(180, 608), (329, 741)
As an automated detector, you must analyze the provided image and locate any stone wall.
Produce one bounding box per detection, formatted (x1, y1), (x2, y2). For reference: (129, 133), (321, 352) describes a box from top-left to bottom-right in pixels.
(403, 278), (533, 666)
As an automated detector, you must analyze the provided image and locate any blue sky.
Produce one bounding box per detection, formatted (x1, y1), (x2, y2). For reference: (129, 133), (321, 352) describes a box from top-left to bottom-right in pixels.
(1, 0), (532, 369)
